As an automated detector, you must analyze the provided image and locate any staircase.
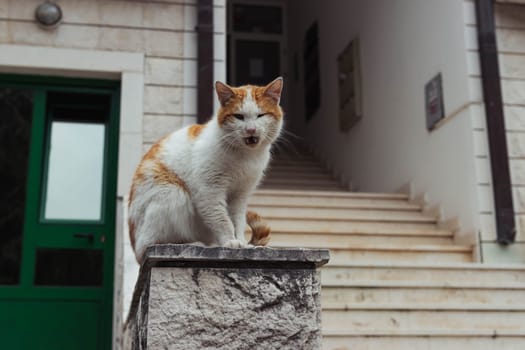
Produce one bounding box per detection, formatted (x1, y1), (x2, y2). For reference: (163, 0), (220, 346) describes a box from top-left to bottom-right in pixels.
(248, 146), (525, 349)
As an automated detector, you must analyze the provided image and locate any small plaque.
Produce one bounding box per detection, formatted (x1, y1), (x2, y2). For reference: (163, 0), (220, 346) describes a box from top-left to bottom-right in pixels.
(425, 73), (444, 130)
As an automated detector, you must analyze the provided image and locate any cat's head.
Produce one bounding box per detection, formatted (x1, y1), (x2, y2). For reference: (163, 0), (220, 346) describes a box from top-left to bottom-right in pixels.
(215, 77), (284, 150)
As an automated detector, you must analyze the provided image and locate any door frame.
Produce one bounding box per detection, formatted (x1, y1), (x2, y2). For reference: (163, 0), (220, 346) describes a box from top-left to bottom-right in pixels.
(0, 44), (145, 349)
(227, 0), (288, 89)
(0, 74), (121, 349)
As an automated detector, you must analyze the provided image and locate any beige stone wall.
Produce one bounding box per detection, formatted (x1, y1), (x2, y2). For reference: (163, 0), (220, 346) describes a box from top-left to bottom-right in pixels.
(465, 0), (525, 262)
(496, 1), (525, 259)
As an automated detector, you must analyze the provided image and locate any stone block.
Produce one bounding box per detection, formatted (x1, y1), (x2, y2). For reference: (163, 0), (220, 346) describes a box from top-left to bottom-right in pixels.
(500, 54), (525, 79)
(505, 106), (525, 131)
(7, 22), (57, 46)
(59, 0), (100, 24)
(55, 24), (99, 49)
(182, 87), (197, 115)
(143, 3), (184, 30)
(513, 187), (525, 213)
(143, 114), (183, 143)
(0, 20), (7, 43)
(473, 130), (489, 157)
(99, 27), (145, 53)
(502, 80), (525, 105)
(510, 159), (525, 185)
(145, 57), (183, 86)
(125, 244), (329, 350)
(495, 3), (525, 29)
(0, 1), (8, 18)
(144, 30), (183, 57)
(99, 1), (143, 27)
(144, 86), (182, 115)
(497, 28), (525, 54)
(507, 132), (525, 157)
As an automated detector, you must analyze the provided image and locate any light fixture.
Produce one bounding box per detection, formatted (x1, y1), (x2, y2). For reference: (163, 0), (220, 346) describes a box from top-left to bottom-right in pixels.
(35, 2), (62, 29)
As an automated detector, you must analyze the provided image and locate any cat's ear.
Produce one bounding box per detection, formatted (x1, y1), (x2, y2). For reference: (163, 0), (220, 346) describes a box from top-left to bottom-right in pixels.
(263, 77), (284, 104)
(215, 81), (235, 106)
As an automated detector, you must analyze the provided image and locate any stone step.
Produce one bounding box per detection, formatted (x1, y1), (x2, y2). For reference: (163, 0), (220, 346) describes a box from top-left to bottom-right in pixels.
(321, 263), (525, 285)
(261, 177), (342, 187)
(266, 218), (442, 234)
(322, 334), (525, 350)
(264, 171), (334, 180)
(327, 245), (473, 264)
(271, 159), (323, 167)
(322, 286), (525, 309)
(254, 189), (409, 200)
(249, 195), (420, 211)
(251, 206), (434, 222)
(261, 184), (344, 191)
(266, 162), (331, 174)
(322, 310), (525, 332)
(266, 232), (453, 247)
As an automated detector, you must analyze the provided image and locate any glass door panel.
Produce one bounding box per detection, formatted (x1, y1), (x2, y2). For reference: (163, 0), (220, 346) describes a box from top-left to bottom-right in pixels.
(43, 121), (105, 221)
(0, 88), (33, 285)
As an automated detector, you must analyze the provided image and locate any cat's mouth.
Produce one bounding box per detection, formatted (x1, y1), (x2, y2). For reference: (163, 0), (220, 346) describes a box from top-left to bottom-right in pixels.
(244, 136), (259, 146)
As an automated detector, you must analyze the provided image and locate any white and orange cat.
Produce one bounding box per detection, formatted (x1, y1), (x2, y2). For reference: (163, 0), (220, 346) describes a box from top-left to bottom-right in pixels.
(128, 77), (284, 263)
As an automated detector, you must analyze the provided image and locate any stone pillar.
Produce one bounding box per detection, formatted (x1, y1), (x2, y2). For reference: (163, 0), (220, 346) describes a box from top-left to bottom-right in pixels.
(125, 244), (329, 350)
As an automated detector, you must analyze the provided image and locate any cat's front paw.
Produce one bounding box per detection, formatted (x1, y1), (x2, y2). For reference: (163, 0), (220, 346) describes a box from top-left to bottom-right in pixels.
(223, 239), (247, 248)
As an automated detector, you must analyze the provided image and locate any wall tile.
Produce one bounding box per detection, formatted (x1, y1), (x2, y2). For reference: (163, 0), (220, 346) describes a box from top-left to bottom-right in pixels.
(513, 187), (525, 213)
(497, 28), (525, 53)
(144, 86), (182, 115)
(55, 24), (99, 49)
(143, 3), (184, 30)
(145, 30), (183, 57)
(507, 132), (525, 157)
(502, 80), (525, 105)
(482, 242), (525, 263)
(145, 57), (183, 85)
(475, 157), (492, 184)
(510, 159), (525, 185)
(0, 0), (8, 18)
(143, 114), (184, 143)
(495, 3), (525, 29)
(505, 106), (525, 131)
(478, 184), (495, 213)
(99, 27), (145, 52)
(182, 87), (197, 115)
(499, 53), (525, 79)
(473, 130), (489, 156)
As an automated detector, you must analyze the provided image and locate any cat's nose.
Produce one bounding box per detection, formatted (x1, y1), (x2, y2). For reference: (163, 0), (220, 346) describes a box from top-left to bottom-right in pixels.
(246, 127), (257, 135)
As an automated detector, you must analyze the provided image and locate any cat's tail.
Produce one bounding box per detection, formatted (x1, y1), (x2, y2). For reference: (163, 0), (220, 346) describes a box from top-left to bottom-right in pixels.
(246, 210), (271, 246)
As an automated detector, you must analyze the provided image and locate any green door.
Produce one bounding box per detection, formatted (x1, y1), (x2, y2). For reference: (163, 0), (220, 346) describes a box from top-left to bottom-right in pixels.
(0, 75), (120, 349)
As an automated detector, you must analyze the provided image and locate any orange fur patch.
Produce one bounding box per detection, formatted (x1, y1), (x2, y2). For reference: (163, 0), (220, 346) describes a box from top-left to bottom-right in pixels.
(252, 86), (283, 121)
(217, 87), (247, 126)
(188, 124), (205, 139)
(130, 136), (167, 197)
(246, 210), (271, 246)
(151, 160), (189, 193)
(216, 84), (283, 126)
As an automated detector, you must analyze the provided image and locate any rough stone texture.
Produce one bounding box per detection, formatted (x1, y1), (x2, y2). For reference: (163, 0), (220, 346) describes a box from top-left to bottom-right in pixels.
(126, 244), (329, 350)
(149, 267), (321, 349)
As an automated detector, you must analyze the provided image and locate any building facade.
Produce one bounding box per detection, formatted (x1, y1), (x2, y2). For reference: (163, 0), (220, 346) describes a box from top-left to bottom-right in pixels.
(1, 0), (524, 348)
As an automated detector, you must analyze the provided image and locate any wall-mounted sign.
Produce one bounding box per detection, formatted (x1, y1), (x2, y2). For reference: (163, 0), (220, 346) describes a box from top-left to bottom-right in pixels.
(425, 73), (444, 131)
(338, 37), (362, 132)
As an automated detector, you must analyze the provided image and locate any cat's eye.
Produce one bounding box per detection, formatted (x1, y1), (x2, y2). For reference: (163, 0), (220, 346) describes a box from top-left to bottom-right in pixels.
(257, 113), (268, 118)
(232, 114), (244, 120)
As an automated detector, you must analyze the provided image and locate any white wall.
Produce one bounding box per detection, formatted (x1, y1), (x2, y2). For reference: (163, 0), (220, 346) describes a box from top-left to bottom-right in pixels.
(286, 0), (481, 242)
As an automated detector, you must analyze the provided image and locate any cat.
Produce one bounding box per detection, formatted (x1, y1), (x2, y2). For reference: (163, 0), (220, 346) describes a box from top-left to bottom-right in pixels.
(128, 77), (284, 263)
